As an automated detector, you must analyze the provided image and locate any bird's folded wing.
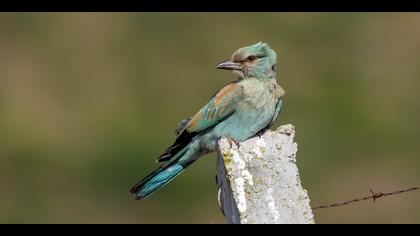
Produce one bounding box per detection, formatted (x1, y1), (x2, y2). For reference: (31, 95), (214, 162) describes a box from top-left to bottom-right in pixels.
(157, 81), (243, 162)
(186, 82), (242, 133)
(268, 97), (283, 128)
(174, 117), (192, 136)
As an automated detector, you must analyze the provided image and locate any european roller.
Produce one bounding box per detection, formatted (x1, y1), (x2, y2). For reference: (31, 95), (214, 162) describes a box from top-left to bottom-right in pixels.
(130, 42), (285, 200)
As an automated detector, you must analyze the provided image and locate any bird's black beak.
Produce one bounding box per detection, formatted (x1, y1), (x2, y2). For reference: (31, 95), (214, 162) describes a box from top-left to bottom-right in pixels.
(215, 60), (241, 71)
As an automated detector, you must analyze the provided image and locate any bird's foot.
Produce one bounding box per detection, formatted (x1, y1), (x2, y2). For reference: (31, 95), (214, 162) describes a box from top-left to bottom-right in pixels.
(226, 137), (240, 149)
(255, 128), (268, 139)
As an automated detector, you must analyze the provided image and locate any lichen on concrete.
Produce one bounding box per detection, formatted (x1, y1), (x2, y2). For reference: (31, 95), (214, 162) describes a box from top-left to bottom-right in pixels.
(218, 124), (315, 224)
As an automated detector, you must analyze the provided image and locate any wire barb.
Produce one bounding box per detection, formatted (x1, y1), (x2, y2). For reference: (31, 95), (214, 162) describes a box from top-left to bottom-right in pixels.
(312, 187), (420, 210)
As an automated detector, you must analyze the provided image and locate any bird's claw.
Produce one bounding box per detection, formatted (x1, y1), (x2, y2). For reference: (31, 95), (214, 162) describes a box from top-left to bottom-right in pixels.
(226, 137), (240, 149)
(256, 128), (268, 139)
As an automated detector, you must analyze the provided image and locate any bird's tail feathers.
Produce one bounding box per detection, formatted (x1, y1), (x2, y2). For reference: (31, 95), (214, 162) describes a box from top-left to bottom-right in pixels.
(129, 146), (193, 200)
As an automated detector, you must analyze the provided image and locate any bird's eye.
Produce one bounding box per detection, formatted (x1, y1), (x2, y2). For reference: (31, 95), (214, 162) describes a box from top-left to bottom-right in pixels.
(272, 65), (276, 72)
(247, 56), (257, 62)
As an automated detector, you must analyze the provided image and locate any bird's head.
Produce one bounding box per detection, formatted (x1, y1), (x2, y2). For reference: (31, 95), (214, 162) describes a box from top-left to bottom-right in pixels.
(216, 42), (277, 79)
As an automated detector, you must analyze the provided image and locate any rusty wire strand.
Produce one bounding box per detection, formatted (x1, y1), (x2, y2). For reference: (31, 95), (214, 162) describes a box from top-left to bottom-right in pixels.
(312, 187), (420, 210)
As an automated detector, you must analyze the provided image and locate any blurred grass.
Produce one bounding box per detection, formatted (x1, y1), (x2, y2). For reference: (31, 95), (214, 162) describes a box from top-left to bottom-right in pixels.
(0, 13), (419, 223)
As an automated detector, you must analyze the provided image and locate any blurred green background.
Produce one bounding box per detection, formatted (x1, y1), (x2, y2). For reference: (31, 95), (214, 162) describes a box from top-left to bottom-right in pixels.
(0, 13), (419, 224)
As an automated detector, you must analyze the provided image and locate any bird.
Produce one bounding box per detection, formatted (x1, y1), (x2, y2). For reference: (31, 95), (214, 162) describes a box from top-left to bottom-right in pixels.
(130, 42), (285, 200)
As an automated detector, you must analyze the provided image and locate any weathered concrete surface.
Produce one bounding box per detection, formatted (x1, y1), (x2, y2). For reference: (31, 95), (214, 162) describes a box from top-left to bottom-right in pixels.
(217, 124), (314, 224)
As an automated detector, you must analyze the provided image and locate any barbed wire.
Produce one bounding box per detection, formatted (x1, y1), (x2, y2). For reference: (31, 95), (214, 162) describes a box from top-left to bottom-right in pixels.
(312, 187), (420, 210)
